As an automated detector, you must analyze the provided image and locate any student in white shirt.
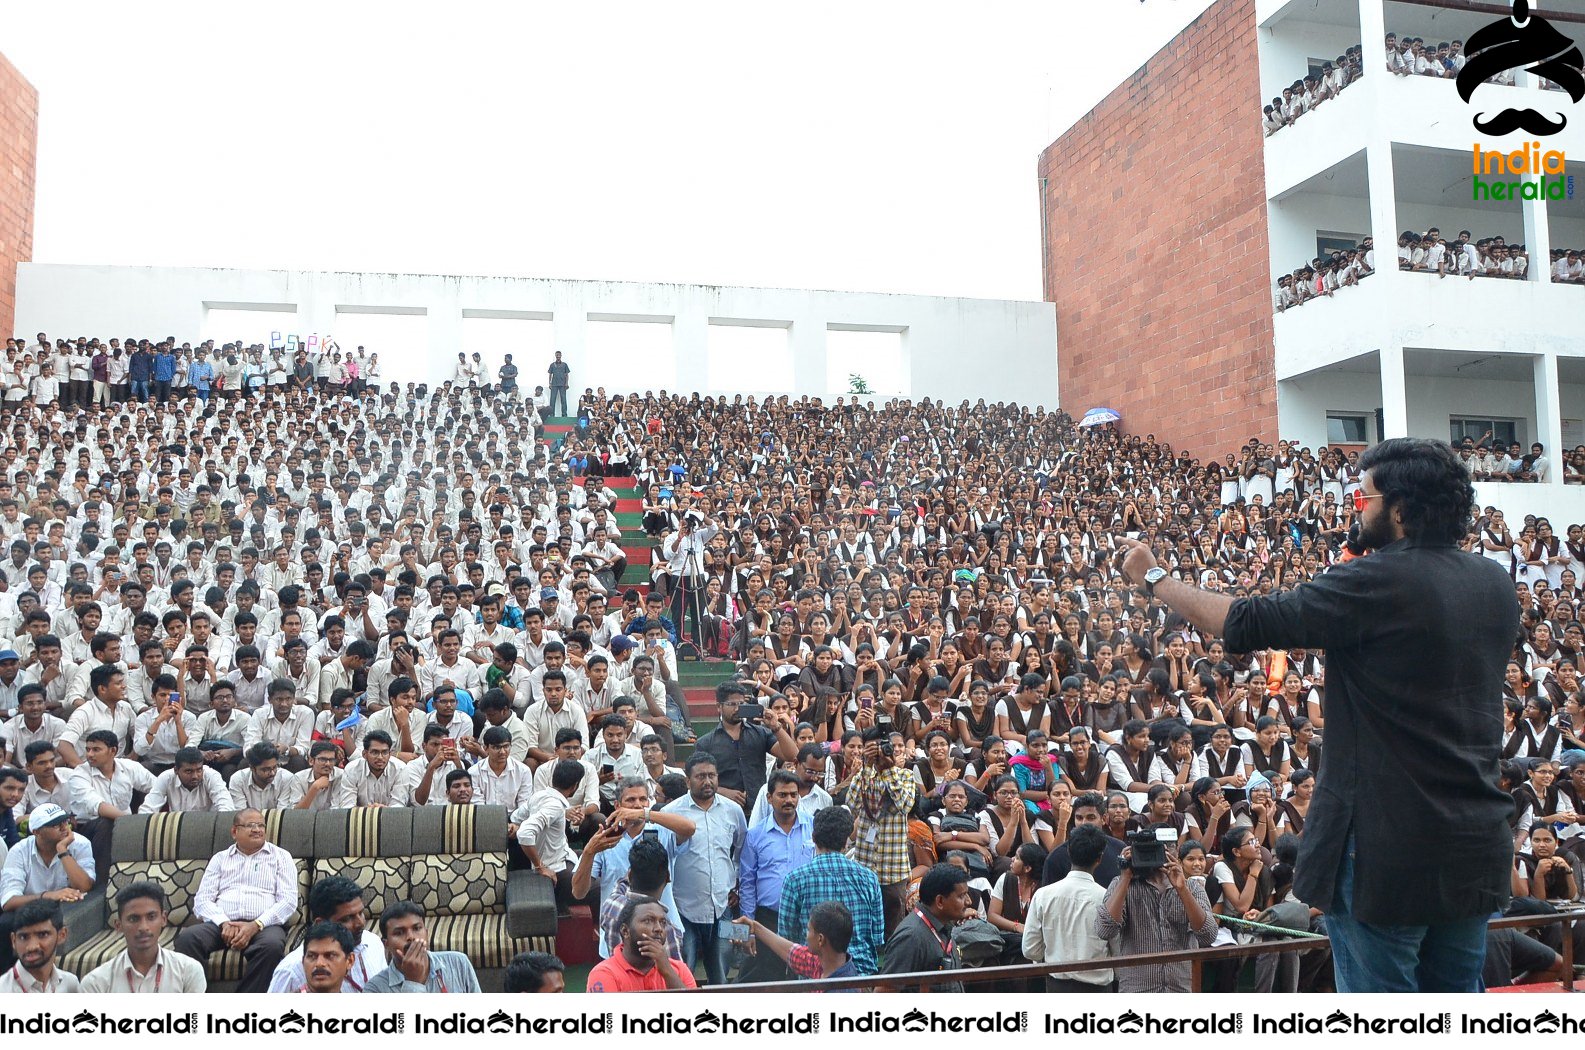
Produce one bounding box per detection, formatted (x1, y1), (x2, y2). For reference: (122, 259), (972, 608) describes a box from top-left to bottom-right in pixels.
(79, 881), (208, 992)
(139, 748), (234, 814)
(267, 875), (386, 993)
(333, 731), (409, 808)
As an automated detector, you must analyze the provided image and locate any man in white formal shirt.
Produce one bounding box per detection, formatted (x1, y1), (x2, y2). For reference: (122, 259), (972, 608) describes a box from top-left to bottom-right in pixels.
(174, 809), (296, 992)
(1023, 823), (1114, 991)
(242, 679), (314, 771)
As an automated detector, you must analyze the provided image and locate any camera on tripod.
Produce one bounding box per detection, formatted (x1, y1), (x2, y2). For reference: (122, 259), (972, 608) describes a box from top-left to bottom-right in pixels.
(1126, 826), (1178, 873)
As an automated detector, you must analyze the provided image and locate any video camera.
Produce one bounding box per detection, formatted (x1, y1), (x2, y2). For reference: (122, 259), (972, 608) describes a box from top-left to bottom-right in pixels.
(1126, 826), (1178, 873)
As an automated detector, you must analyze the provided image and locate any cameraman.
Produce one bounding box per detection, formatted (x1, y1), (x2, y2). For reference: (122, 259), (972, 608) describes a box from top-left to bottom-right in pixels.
(660, 507), (717, 648)
(1094, 833), (1215, 993)
(850, 725), (917, 936)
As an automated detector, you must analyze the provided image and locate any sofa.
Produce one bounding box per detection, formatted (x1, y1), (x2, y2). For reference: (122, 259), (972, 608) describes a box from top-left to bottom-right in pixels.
(61, 804), (557, 991)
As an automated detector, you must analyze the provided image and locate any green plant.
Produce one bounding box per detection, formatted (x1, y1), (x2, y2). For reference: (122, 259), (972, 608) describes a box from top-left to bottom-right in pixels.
(848, 373), (871, 395)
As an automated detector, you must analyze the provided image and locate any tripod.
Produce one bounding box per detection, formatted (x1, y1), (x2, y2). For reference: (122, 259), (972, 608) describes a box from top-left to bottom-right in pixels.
(670, 543), (710, 660)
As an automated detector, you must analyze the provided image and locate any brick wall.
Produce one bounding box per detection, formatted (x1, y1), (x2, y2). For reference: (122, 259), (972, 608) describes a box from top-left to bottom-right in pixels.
(1040, 0), (1275, 460)
(0, 51), (38, 340)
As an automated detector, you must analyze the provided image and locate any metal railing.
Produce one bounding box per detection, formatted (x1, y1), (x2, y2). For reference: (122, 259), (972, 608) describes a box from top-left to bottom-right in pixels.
(682, 910), (1579, 993)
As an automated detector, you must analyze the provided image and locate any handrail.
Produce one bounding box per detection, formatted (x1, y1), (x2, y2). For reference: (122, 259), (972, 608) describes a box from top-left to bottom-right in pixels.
(680, 909), (1580, 993)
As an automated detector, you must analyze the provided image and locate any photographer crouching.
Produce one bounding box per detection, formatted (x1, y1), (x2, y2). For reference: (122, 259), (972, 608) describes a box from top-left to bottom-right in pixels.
(1116, 438), (1515, 992)
(1094, 826), (1216, 992)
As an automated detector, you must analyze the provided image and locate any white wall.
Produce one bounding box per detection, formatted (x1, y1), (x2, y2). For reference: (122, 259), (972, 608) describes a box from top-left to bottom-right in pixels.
(16, 264), (1058, 406)
(1277, 367), (1382, 449)
(1268, 189), (1369, 274)
(1258, 18), (1360, 103)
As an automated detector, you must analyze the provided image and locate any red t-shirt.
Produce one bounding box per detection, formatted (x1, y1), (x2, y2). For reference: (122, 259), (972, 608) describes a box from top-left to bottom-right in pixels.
(586, 948), (698, 992)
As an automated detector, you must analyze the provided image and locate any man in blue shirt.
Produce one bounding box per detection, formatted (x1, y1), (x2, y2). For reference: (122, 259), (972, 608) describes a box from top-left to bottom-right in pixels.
(736, 770), (815, 983)
(152, 346), (177, 402)
(570, 777), (695, 957)
(188, 352), (214, 403)
(128, 346), (152, 402)
(778, 804), (885, 975)
(661, 752), (744, 986)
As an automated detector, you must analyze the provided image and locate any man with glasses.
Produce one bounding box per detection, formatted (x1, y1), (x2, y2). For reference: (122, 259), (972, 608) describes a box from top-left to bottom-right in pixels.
(1118, 438), (1516, 993)
(175, 809), (296, 992)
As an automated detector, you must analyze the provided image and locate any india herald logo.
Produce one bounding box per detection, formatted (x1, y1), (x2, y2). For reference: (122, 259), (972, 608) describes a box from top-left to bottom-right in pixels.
(1456, 0), (1584, 135)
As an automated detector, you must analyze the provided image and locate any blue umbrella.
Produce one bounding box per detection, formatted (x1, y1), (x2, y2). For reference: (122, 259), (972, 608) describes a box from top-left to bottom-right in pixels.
(1079, 407), (1121, 428)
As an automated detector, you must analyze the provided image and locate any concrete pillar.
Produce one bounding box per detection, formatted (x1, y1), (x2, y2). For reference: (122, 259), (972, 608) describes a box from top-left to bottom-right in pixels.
(1358, 0), (1388, 80)
(672, 308), (709, 394)
(1380, 344), (1408, 438)
(428, 301), (464, 389)
(789, 315), (828, 398)
(1534, 352), (1565, 485)
(1364, 137), (1399, 282)
(1523, 181), (1552, 283)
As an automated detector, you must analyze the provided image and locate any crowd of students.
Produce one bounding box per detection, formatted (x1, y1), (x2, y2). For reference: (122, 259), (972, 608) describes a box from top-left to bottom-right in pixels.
(1398, 229), (1530, 280)
(1262, 46), (1363, 136)
(0, 334), (1579, 993)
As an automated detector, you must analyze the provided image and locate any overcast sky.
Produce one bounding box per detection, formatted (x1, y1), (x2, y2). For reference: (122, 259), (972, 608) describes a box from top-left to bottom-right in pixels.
(7, 0), (1214, 303)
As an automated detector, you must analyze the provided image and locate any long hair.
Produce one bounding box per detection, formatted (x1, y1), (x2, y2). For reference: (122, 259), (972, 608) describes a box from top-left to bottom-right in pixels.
(1356, 438), (1474, 546)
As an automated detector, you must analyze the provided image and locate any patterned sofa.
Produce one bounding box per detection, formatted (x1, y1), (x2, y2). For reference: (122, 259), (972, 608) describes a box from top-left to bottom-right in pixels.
(61, 805), (556, 991)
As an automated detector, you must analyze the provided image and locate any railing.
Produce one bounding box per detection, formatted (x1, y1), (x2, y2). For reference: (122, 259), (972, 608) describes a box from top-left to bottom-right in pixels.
(681, 910), (1579, 993)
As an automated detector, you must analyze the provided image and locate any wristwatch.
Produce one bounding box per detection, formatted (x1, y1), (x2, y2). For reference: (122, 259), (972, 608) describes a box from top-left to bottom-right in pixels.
(1143, 566), (1168, 598)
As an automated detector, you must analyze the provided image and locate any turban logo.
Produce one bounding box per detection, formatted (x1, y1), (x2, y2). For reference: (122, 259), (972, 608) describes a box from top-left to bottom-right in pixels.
(1456, 0), (1584, 135)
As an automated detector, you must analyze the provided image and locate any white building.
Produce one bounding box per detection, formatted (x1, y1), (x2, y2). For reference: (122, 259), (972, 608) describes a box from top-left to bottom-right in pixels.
(1259, 0), (1585, 520)
(15, 263), (1057, 408)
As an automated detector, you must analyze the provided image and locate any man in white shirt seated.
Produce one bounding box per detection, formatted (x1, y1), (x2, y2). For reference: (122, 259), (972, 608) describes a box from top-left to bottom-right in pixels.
(267, 875), (387, 993)
(291, 741), (344, 812)
(173, 808), (297, 992)
(139, 747), (234, 814)
(425, 685), (475, 747)
(585, 713), (646, 813)
(334, 731), (408, 808)
(67, 728), (155, 879)
(1, 684), (65, 766)
(469, 726), (535, 827)
(0, 898), (77, 992)
(401, 725), (468, 806)
(241, 679), (314, 772)
(131, 676), (197, 773)
(80, 881), (207, 992)
(0, 802), (94, 970)
(228, 742), (304, 811)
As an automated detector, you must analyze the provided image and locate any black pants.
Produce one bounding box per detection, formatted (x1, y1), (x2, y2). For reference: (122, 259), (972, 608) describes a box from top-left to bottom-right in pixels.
(154, 379), (172, 401)
(881, 880), (909, 938)
(79, 817), (118, 886)
(174, 921), (287, 992)
(735, 905), (789, 984)
(549, 387), (569, 416)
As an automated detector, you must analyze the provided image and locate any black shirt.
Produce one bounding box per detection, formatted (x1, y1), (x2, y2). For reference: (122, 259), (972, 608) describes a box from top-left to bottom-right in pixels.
(878, 908), (961, 992)
(694, 721), (777, 800)
(1042, 835), (1124, 889)
(1224, 537), (1516, 925)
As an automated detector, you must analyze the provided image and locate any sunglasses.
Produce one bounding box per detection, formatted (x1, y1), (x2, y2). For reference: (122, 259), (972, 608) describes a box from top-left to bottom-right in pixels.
(1352, 491), (1384, 512)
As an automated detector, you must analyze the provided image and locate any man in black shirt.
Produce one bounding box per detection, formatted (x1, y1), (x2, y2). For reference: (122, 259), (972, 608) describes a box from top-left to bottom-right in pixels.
(1041, 792), (1124, 888)
(1119, 438), (1514, 993)
(692, 681), (797, 814)
(878, 863), (967, 992)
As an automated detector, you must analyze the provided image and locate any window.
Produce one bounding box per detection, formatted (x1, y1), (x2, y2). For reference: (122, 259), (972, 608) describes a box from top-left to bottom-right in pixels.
(1326, 413), (1369, 444)
(1450, 417), (1520, 447)
(1316, 232), (1367, 257)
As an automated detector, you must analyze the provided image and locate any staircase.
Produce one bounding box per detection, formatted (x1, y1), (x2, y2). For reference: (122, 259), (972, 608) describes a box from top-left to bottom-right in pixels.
(539, 418), (735, 739)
